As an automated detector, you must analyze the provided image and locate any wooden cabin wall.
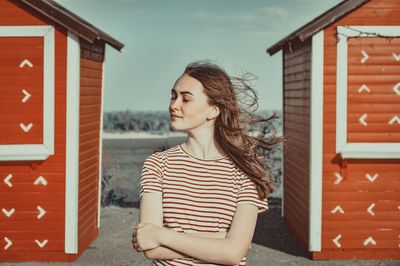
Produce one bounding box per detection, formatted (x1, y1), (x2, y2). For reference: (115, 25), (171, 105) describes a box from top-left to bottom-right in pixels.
(318, 0), (400, 258)
(77, 39), (104, 253)
(282, 39), (312, 249)
(0, 0), (68, 261)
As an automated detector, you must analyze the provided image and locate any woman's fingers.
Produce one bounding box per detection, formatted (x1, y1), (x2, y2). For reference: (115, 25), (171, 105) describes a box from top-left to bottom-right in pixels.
(134, 223), (144, 229)
(131, 224), (144, 252)
(132, 230), (140, 252)
(132, 237), (142, 252)
(134, 243), (142, 252)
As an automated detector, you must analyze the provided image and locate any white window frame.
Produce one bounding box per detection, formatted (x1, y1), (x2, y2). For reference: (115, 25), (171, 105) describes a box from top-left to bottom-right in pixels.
(0, 26), (55, 161)
(336, 26), (400, 159)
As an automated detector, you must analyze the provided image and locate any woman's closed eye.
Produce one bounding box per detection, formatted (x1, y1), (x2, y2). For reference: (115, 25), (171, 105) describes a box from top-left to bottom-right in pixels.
(170, 96), (189, 102)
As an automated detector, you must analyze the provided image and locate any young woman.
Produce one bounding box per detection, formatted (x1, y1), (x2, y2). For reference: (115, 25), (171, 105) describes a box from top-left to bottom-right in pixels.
(132, 61), (284, 265)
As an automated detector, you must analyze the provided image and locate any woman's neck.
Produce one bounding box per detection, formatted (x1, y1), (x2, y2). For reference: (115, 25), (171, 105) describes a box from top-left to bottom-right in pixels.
(183, 128), (226, 160)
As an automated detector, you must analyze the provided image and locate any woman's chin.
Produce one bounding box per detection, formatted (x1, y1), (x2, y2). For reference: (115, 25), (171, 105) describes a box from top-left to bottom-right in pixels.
(170, 124), (188, 132)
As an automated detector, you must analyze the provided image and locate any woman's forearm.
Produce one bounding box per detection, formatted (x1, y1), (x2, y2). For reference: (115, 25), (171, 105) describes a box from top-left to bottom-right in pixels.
(145, 231), (227, 260)
(158, 229), (236, 265)
(144, 245), (185, 260)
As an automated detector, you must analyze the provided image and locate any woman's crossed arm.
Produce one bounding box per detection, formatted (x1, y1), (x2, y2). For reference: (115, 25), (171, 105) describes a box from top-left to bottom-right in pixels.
(137, 193), (228, 259)
(143, 231), (227, 260)
(136, 192), (258, 265)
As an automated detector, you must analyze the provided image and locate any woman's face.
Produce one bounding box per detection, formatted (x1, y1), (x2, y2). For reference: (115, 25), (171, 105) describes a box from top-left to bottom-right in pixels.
(169, 74), (218, 131)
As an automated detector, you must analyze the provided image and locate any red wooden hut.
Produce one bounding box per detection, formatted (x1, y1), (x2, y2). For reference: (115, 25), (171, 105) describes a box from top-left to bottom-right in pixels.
(267, 0), (399, 260)
(0, 0), (123, 262)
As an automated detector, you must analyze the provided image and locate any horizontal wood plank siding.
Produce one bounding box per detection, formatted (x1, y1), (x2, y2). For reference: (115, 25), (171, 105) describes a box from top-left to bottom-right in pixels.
(77, 40), (103, 253)
(0, 0), (68, 261)
(283, 38), (312, 250)
(320, 0), (400, 257)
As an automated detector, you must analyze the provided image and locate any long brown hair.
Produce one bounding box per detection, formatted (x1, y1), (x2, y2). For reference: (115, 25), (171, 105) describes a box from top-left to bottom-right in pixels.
(183, 61), (286, 200)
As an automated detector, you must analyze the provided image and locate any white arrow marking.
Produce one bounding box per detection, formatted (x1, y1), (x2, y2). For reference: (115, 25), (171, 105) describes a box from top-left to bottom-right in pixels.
(334, 172), (343, 185)
(389, 115), (400, 125)
(333, 234), (342, 248)
(331, 205), (344, 214)
(20, 123), (33, 132)
(34, 176), (47, 186)
(22, 89), (31, 103)
(3, 174), (12, 187)
(393, 53), (400, 62)
(359, 114), (368, 126)
(367, 203), (375, 216)
(363, 236), (376, 246)
(366, 173), (378, 182)
(2, 208), (15, 218)
(35, 239), (48, 248)
(37, 206), (46, 219)
(393, 82), (400, 95)
(19, 59), (33, 68)
(358, 84), (371, 93)
(361, 50), (369, 63)
(4, 237), (12, 250)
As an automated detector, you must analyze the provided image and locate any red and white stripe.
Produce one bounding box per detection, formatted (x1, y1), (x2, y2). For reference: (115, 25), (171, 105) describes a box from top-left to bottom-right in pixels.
(140, 145), (268, 266)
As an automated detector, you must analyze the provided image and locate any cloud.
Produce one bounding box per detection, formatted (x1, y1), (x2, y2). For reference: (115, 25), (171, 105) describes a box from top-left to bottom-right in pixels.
(257, 6), (288, 19)
(188, 6), (289, 32)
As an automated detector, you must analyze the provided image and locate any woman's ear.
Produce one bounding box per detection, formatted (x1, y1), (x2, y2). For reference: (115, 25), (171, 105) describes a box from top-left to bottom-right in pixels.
(207, 105), (220, 121)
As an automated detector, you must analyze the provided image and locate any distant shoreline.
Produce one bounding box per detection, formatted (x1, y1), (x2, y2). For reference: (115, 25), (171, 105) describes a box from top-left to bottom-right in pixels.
(102, 131), (187, 139)
(102, 131), (282, 139)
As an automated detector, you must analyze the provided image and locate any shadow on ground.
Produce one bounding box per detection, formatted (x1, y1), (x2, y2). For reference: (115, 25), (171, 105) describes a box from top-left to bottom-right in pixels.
(252, 197), (309, 258)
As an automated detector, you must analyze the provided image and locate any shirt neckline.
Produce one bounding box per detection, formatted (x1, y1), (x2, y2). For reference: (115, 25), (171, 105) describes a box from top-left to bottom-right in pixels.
(178, 144), (229, 162)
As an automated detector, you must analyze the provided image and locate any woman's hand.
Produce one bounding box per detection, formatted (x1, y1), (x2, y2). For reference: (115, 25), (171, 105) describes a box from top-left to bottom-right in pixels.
(132, 223), (162, 252)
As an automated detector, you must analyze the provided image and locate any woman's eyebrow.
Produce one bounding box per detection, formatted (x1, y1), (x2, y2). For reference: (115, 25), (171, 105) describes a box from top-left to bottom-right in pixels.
(171, 89), (193, 96)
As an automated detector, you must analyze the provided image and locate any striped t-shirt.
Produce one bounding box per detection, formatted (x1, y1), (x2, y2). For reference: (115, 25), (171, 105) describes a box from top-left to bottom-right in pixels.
(139, 144), (269, 266)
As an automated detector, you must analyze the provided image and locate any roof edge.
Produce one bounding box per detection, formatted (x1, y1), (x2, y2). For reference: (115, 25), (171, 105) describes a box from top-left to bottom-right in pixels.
(19, 0), (124, 51)
(266, 0), (370, 56)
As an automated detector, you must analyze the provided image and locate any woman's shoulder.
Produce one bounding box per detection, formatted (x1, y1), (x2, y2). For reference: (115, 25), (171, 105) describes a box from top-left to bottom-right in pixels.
(234, 166), (251, 181)
(143, 145), (181, 174)
(146, 144), (180, 162)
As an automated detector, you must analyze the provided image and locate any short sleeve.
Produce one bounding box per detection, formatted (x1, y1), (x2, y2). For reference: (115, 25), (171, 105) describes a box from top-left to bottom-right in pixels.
(139, 153), (163, 200)
(237, 174), (269, 215)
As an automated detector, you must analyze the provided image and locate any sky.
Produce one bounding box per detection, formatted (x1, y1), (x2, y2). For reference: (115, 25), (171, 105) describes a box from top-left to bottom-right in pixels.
(55, 0), (343, 112)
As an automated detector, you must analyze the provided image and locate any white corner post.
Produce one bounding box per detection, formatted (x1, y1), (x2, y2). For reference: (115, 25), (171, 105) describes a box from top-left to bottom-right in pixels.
(65, 31), (80, 254)
(281, 50), (285, 218)
(98, 50), (106, 228)
(309, 30), (324, 252)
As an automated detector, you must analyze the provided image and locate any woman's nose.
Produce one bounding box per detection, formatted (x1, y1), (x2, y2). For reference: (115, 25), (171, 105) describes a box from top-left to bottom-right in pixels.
(170, 100), (180, 111)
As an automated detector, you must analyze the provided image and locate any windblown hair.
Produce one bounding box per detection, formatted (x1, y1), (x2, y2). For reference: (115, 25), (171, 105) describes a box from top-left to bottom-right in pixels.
(183, 61), (287, 200)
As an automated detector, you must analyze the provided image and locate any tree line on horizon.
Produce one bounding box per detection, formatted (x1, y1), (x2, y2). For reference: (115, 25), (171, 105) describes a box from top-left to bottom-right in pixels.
(103, 109), (282, 134)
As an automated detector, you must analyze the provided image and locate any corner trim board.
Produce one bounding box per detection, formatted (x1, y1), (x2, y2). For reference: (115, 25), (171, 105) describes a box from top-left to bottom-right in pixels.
(65, 31), (80, 254)
(309, 30), (324, 252)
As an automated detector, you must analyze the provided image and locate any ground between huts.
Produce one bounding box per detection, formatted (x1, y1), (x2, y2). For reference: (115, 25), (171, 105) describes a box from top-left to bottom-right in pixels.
(5, 198), (399, 266)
